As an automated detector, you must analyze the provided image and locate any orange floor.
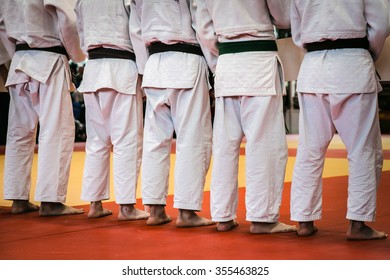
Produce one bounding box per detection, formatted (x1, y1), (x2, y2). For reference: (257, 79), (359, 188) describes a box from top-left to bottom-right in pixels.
(0, 135), (390, 260)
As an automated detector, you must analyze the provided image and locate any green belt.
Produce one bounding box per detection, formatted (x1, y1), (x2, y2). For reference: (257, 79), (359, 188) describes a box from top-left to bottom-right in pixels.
(218, 40), (278, 55)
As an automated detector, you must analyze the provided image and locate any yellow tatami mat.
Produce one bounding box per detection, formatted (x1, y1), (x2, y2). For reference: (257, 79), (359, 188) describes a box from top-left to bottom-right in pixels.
(1, 134), (390, 207)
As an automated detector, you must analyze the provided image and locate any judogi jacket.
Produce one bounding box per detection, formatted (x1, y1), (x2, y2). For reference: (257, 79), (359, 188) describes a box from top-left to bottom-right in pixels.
(130, 0), (215, 89)
(195, 0), (290, 97)
(75, 0), (140, 95)
(0, 0), (85, 91)
(291, 0), (390, 94)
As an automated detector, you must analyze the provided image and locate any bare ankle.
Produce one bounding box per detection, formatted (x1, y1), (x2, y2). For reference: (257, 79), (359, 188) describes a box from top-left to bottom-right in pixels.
(90, 201), (103, 210)
(178, 209), (195, 219)
(120, 204), (135, 213)
(146, 205), (171, 226)
(297, 221), (317, 236)
(149, 205), (166, 217)
(11, 200), (39, 214)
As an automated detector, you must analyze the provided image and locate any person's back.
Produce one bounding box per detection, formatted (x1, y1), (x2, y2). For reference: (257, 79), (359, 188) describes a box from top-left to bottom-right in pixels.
(138, 0), (198, 45)
(291, 0), (389, 95)
(77, 0), (134, 52)
(2, 0), (84, 61)
(3, 0), (61, 46)
(292, 0), (388, 60)
(2, 0), (85, 91)
(197, 0), (289, 97)
(76, 0), (139, 95)
(135, 0), (206, 89)
(202, 0), (288, 43)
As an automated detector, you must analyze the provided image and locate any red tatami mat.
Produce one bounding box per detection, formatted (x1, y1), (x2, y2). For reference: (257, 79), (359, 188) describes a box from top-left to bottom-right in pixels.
(0, 171), (389, 260)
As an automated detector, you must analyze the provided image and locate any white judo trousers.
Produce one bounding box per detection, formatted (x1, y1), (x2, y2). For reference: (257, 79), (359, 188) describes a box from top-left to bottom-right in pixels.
(4, 62), (75, 203)
(211, 93), (288, 223)
(291, 92), (383, 222)
(141, 63), (212, 211)
(81, 88), (143, 204)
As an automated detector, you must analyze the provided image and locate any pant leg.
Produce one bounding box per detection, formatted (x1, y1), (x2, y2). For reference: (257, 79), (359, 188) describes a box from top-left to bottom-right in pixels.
(291, 93), (335, 222)
(34, 62), (75, 203)
(210, 96), (243, 222)
(171, 66), (212, 211)
(81, 92), (112, 202)
(330, 93), (382, 222)
(242, 93), (288, 222)
(3, 83), (38, 200)
(110, 88), (143, 205)
(141, 88), (174, 206)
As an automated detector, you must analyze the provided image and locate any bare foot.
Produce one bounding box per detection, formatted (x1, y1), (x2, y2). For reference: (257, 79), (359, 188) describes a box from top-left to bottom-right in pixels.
(297, 221), (318, 236)
(346, 220), (387, 240)
(11, 200), (39, 214)
(250, 221), (297, 234)
(118, 204), (149, 221)
(176, 209), (215, 227)
(216, 220), (238, 232)
(87, 201), (112, 218)
(146, 205), (172, 226)
(39, 202), (84, 216)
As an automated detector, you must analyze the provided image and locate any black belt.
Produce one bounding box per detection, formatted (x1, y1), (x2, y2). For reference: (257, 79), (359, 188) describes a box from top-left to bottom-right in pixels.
(218, 40), (278, 55)
(15, 44), (68, 58)
(148, 42), (203, 56)
(305, 37), (369, 52)
(88, 47), (136, 61)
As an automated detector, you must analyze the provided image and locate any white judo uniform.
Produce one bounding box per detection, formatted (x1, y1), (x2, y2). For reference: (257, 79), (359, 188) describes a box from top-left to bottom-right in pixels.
(75, 0), (143, 205)
(290, 0), (390, 223)
(130, 0), (213, 211)
(196, 0), (291, 223)
(1, 0), (85, 203)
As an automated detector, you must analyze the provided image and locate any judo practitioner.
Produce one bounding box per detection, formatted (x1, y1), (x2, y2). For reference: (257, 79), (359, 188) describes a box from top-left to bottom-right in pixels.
(130, 0), (215, 227)
(290, 0), (390, 240)
(75, 0), (149, 220)
(1, 0), (85, 215)
(196, 0), (297, 233)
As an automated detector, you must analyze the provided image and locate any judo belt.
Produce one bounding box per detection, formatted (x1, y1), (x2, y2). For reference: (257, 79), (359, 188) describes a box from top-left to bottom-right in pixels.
(148, 42), (203, 56)
(218, 40), (278, 55)
(305, 37), (369, 52)
(88, 47), (136, 61)
(15, 44), (68, 58)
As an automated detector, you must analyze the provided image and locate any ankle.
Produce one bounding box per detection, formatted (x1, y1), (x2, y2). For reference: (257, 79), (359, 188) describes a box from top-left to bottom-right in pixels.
(120, 204), (135, 211)
(12, 200), (29, 206)
(349, 220), (365, 230)
(179, 209), (195, 218)
(149, 205), (166, 216)
(91, 201), (103, 210)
